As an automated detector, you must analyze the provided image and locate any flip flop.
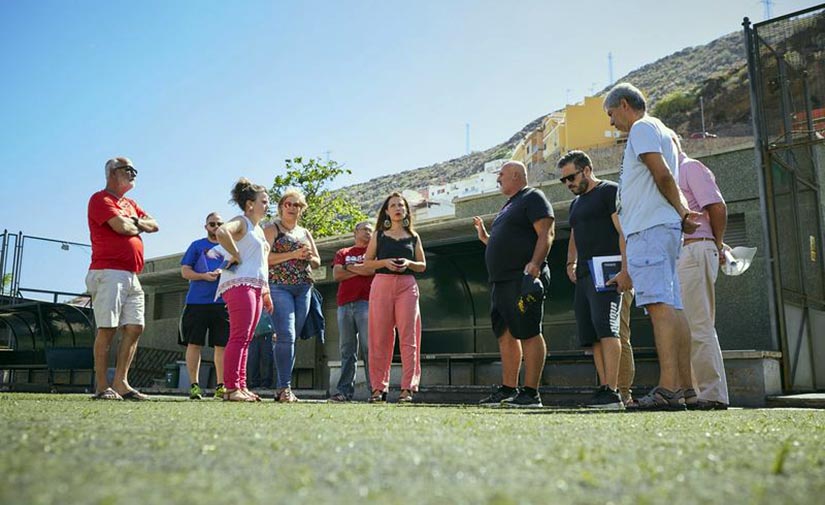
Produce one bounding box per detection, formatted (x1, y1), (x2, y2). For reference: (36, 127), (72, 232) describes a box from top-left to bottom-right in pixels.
(91, 388), (122, 401)
(121, 390), (150, 401)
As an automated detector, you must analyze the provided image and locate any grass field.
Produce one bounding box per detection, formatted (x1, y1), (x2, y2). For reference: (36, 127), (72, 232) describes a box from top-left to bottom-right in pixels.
(1, 394), (824, 505)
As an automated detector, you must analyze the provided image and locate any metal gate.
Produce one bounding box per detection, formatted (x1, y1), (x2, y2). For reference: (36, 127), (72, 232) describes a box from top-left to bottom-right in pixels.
(745, 4), (825, 391)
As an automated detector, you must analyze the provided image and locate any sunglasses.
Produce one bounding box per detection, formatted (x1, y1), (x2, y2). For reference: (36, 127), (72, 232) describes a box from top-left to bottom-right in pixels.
(118, 166), (138, 176)
(207, 222), (224, 227)
(559, 171), (582, 184)
(283, 201), (305, 209)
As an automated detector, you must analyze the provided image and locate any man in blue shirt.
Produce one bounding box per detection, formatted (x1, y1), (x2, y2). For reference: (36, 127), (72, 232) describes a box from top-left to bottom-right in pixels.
(180, 212), (230, 399)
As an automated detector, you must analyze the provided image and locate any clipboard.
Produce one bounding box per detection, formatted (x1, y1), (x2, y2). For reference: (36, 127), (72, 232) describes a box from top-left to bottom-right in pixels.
(587, 255), (622, 292)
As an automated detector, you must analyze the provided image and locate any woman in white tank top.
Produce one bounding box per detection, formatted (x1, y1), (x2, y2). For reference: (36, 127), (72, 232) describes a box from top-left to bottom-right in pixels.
(214, 178), (273, 402)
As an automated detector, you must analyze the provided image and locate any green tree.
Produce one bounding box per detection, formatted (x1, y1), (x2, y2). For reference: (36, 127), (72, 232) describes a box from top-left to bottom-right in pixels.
(269, 157), (369, 238)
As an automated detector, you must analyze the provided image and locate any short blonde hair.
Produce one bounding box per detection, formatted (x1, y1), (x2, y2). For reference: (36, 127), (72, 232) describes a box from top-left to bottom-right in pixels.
(278, 188), (307, 213)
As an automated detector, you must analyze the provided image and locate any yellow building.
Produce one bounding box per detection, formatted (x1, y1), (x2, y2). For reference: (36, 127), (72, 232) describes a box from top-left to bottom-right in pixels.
(514, 95), (620, 170)
(511, 127), (546, 170)
(560, 95), (619, 152)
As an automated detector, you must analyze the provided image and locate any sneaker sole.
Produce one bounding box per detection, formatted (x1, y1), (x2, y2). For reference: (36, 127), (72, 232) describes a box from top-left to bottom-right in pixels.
(627, 404), (687, 412)
(586, 402), (625, 410)
(501, 402), (543, 409)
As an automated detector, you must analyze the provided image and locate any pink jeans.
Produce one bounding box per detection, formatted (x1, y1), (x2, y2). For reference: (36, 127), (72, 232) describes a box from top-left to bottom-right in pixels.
(368, 274), (422, 392)
(222, 285), (263, 390)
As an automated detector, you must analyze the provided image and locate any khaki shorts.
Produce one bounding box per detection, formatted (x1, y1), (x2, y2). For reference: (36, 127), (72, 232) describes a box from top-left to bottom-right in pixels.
(85, 269), (145, 328)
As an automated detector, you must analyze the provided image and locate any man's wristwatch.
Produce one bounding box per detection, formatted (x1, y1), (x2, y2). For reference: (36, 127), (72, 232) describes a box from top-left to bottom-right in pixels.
(132, 216), (141, 231)
(343, 263), (349, 272)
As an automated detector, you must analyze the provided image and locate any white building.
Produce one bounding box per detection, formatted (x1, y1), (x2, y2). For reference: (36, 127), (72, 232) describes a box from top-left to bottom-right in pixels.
(415, 159), (506, 221)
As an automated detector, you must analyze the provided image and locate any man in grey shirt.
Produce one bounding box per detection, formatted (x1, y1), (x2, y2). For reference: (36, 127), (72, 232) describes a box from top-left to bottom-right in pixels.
(604, 83), (700, 411)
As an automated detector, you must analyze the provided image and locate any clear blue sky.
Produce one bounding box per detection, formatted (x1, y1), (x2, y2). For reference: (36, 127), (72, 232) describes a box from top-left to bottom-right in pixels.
(0, 0), (817, 298)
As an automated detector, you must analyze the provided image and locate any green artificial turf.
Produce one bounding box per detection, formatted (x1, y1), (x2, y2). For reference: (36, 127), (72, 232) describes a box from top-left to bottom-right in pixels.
(1, 394), (824, 505)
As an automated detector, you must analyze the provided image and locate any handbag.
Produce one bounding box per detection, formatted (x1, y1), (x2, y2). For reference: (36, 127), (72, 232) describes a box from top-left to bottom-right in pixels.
(254, 311), (275, 336)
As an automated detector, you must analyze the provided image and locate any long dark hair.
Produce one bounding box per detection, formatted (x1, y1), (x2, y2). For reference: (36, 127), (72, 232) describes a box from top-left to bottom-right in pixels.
(375, 192), (414, 233)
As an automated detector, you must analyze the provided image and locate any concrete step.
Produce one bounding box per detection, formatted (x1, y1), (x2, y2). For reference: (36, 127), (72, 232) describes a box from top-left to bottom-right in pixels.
(765, 393), (825, 409)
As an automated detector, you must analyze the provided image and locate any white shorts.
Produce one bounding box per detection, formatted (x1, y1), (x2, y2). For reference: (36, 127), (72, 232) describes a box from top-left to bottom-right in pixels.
(85, 269), (145, 328)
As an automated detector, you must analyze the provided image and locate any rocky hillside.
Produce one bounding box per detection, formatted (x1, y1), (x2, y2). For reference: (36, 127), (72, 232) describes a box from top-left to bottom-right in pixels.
(340, 28), (760, 215)
(339, 116), (545, 215)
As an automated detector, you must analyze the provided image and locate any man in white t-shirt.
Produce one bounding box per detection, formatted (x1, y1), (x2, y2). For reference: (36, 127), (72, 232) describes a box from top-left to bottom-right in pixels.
(603, 83), (700, 411)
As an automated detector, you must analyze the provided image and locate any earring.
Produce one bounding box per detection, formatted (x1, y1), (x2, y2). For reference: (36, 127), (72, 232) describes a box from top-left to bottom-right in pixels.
(383, 219), (391, 230)
(402, 217), (410, 227)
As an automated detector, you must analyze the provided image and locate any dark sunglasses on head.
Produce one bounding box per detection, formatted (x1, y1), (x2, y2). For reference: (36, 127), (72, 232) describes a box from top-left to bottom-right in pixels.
(207, 222), (224, 227)
(559, 171), (582, 184)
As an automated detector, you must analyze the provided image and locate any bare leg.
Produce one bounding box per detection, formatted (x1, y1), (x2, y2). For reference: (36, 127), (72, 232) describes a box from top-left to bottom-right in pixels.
(645, 303), (689, 391)
(213, 346), (225, 383)
(112, 324), (143, 394)
(499, 330), (523, 388)
(186, 344), (202, 385)
(592, 342), (605, 385)
(675, 310), (693, 390)
(599, 337), (622, 391)
(93, 327), (117, 393)
(521, 334), (547, 389)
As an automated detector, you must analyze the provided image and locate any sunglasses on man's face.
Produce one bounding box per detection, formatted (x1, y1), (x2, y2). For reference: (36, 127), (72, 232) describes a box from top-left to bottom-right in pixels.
(118, 166), (138, 176)
(559, 171), (582, 184)
(207, 222), (224, 227)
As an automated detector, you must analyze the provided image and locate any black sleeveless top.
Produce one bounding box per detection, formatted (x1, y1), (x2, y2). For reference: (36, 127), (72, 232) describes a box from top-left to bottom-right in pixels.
(375, 231), (417, 275)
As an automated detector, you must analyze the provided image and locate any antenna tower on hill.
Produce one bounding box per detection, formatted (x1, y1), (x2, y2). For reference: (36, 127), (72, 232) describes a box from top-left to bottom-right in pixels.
(762, 0), (773, 20)
(608, 52), (614, 86)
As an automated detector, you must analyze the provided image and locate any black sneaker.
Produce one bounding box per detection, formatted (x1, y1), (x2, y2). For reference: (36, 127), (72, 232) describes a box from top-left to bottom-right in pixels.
(501, 389), (543, 408)
(478, 385), (518, 407)
(586, 385), (625, 410)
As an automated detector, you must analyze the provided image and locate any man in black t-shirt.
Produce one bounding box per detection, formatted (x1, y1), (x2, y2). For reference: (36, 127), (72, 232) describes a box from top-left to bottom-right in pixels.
(473, 161), (555, 408)
(560, 151), (631, 410)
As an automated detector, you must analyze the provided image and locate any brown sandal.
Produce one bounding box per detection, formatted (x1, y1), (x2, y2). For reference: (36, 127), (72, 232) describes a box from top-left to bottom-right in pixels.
(224, 389), (255, 402)
(398, 389), (413, 403)
(627, 386), (686, 411)
(242, 389), (262, 402)
(91, 388), (122, 401)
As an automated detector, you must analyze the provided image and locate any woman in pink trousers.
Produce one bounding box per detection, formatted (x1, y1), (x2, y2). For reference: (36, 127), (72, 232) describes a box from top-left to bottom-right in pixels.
(363, 192), (426, 403)
(214, 178), (273, 402)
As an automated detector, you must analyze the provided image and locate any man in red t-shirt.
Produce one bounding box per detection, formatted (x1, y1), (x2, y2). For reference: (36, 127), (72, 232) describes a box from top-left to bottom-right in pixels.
(86, 157), (159, 400)
(328, 221), (375, 402)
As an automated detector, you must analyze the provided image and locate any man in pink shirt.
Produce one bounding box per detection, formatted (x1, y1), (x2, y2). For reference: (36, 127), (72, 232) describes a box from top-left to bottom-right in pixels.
(676, 144), (729, 409)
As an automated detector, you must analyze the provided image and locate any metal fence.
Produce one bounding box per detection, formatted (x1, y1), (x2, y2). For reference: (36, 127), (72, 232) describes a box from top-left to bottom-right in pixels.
(745, 4), (825, 391)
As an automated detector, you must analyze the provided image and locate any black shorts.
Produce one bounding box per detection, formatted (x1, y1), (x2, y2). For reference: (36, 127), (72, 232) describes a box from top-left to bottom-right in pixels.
(180, 304), (230, 347)
(490, 272), (549, 340)
(574, 275), (621, 346)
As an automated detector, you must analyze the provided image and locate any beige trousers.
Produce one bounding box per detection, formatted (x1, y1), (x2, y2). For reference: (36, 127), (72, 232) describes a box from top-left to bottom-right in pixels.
(677, 241), (729, 404)
(618, 289), (635, 401)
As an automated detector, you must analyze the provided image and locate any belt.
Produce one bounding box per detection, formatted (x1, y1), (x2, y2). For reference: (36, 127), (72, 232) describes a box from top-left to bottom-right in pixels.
(683, 237), (716, 245)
